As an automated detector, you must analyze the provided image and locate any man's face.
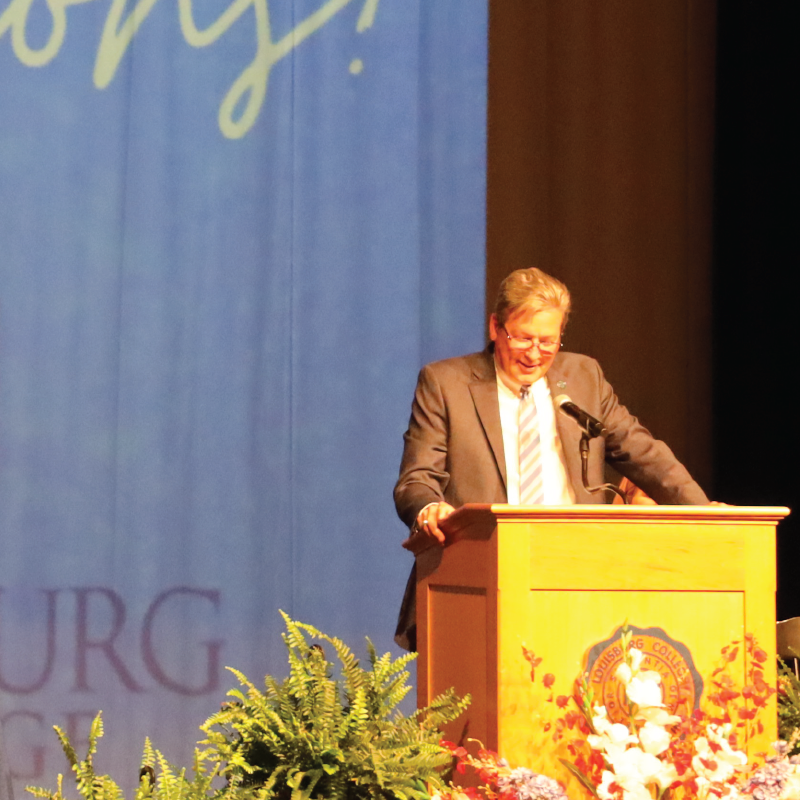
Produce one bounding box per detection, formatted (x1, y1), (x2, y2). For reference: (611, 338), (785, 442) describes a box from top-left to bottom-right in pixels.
(489, 306), (565, 390)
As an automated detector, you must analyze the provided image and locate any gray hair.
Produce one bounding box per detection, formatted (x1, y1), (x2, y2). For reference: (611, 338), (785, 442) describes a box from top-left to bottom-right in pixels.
(493, 268), (571, 327)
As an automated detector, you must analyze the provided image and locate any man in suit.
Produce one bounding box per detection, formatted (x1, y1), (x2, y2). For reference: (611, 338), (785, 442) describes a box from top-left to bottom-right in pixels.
(393, 267), (708, 649)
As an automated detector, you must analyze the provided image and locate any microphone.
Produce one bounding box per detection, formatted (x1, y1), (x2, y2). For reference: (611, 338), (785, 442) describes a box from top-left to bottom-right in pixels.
(554, 394), (607, 438)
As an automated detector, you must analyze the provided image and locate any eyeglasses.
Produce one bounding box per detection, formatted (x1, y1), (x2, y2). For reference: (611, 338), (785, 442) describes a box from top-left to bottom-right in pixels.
(500, 326), (561, 353)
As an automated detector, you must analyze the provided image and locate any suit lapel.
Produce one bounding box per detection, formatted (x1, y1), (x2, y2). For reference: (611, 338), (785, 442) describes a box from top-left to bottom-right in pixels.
(546, 361), (583, 495)
(469, 351), (507, 489)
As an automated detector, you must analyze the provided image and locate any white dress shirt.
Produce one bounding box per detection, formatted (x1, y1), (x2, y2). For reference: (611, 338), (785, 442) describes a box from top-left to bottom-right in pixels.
(496, 374), (575, 505)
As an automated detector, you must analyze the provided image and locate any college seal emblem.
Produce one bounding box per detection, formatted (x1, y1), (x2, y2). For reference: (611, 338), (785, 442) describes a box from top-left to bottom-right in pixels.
(585, 625), (703, 723)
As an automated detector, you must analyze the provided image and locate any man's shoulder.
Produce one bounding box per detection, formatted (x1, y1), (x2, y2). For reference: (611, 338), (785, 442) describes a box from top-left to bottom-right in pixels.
(550, 351), (604, 376)
(546, 351), (608, 394)
(421, 349), (493, 382)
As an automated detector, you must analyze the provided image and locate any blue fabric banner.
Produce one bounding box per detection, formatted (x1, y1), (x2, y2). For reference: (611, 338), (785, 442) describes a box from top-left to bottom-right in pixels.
(0, 0), (486, 790)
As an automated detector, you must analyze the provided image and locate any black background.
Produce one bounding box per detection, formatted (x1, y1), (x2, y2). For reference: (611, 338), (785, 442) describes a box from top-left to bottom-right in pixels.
(713, 1), (798, 618)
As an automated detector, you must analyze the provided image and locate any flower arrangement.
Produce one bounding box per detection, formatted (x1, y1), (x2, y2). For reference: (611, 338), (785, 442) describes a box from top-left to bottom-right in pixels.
(433, 743), (569, 800)
(435, 628), (800, 800)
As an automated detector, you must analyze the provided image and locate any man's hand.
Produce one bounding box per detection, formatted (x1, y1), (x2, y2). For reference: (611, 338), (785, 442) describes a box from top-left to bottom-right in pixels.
(414, 502), (456, 545)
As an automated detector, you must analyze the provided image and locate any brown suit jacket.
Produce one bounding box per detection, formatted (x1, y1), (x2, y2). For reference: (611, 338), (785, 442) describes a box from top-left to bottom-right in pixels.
(393, 347), (708, 648)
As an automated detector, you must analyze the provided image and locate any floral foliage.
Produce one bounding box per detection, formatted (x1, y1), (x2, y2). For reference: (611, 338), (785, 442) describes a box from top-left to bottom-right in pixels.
(553, 629), (787, 799)
(433, 743), (569, 800)
(437, 629), (800, 800)
(778, 660), (800, 755)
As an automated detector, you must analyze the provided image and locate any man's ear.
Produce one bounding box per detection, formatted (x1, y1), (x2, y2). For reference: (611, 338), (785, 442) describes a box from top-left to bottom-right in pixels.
(488, 313), (499, 341)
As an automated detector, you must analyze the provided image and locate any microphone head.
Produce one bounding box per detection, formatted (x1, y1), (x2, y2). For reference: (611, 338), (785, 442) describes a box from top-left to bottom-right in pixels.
(554, 394), (573, 408)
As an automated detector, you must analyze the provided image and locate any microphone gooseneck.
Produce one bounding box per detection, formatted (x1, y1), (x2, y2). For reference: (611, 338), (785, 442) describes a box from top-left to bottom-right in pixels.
(554, 394), (626, 503)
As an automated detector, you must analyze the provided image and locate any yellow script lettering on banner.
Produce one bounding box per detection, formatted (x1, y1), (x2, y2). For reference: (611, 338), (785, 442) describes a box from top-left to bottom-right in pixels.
(1, 0), (380, 139)
(0, 0), (94, 67)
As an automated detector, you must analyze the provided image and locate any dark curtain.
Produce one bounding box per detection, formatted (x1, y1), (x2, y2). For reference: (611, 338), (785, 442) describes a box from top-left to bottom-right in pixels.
(712, 0), (798, 618)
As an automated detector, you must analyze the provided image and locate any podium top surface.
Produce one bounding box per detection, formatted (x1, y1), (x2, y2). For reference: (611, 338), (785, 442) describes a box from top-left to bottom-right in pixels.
(484, 503), (791, 522)
(414, 503), (788, 554)
(402, 503), (790, 555)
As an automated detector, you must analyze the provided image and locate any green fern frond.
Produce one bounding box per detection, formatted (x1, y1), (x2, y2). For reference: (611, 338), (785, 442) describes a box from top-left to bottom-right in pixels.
(53, 726), (79, 769)
(88, 715), (104, 759)
(202, 614), (467, 800)
(25, 790), (55, 799)
(31, 614), (466, 800)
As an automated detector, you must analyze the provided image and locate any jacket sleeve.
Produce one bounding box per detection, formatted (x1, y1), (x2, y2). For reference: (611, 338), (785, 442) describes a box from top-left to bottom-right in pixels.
(595, 360), (709, 505)
(393, 364), (451, 527)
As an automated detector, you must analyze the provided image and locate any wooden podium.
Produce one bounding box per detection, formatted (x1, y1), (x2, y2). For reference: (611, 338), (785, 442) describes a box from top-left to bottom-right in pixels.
(413, 504), (789, 781)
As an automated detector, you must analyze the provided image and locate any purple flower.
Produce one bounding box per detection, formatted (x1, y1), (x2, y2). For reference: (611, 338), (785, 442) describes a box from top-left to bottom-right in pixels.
(495, 767), (569, 800)
(742, 760), (790, 800)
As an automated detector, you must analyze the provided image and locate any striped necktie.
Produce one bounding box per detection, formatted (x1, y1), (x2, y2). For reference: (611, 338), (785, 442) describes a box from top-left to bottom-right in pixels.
(519, 385), (545, 505)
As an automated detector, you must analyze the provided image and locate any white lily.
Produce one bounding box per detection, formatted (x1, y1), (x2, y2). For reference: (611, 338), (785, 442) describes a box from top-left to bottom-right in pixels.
(604, 744), (679, 795)
(588, 721), (639, 751)
(692, 724), (747, 784)
(637, 706), (682, 726)
(626, 674), (665, 708)
(616, 647), (650, 686)
(638, 720), (672, 756)
(597, 770), (620, 800)
(695, 776), (745, 800)
(780, 767), (800, 799)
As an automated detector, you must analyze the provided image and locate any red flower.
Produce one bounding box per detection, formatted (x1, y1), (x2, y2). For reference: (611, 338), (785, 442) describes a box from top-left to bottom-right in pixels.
(543, 673), (556, 688)
(556, 695), (570, 708)
(589, 750), (605, 771)
(672, 752), (693, 775)
(752, 671), (772, 694)
(562, 710), (585, 732)
(522, 647), (543, 668)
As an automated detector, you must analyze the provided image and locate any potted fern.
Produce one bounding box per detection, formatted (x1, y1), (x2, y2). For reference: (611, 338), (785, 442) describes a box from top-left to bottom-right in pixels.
(201, 612), (468, 799)
(28, 612), (468, 800)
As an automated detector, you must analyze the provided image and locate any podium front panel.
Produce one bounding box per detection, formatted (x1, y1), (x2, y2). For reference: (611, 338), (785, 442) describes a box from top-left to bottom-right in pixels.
(416, 505), (787, 786)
